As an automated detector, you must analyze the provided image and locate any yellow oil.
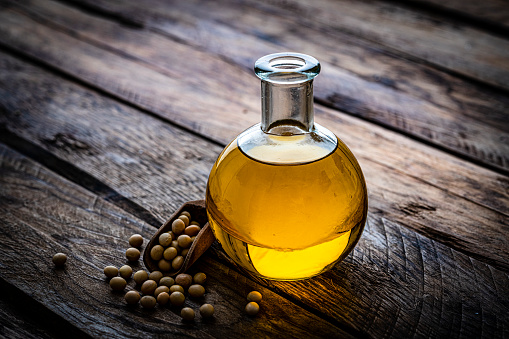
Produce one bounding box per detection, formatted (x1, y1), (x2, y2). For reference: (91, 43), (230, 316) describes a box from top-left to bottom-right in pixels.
(206, 136), (367, 280)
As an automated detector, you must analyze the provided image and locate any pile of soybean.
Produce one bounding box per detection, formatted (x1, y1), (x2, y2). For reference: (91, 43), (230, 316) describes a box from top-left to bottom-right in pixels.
(99, 210), (261, 321)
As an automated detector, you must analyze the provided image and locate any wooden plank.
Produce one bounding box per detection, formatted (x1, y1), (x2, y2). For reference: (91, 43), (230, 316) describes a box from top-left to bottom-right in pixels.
(0, 12), (507, 272)
(25, 0), (509, 174)
(237, 0), (509, 90)
(0, 52), (508, 338)
(0, 144), (350, 338)
(0, 2), (507, 214)
(404, 0), (509, 30)
(0, 279), (92, 339)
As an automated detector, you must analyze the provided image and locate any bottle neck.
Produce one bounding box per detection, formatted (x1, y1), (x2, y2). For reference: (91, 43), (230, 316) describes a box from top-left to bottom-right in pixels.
(261, 79), (314, 135)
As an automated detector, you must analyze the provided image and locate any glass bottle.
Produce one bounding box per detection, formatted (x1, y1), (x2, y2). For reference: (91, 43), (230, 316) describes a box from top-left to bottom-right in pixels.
(206, 52), (368, 280)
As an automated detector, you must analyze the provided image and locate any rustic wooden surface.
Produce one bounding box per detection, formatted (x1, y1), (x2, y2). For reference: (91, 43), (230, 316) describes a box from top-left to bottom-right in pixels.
(0, 0), (508, 338)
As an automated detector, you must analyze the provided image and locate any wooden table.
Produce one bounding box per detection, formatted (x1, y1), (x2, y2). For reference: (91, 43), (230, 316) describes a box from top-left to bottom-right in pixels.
(0, 0), (508, 337)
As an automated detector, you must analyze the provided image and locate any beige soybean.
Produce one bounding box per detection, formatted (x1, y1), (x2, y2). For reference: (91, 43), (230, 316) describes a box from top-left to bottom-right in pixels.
(199, 304), (214, 318)
(169, 285), (185, 294)
(110, 277), (127, 291)
(157, 292), (170, 306)
(141, 280), (157, 295)
(154, 286), (170, 298)
(159, 277), (175, 288)
(184, 225), (201, 237)
(140, 295), (157, 309)
(150, 245), (164, 261)
(188, 284), (205, 298)
(181, 307), (195, 321)
(190, 221), (200, 227)
(178, 215), (190, 226)
(177, 235), (192, 249)
(124, 290), (141, 305)
(52, 253), (67, 267)
(172, 256), (184, 270)
(171, 240), (181, 253)
(149, 271), (163, 284)
(129, 234), (143, 248)
(119, 265), (132, 279)
(181, 249), (189, 257)
(175, 274), (193, 289)
(169, 291), (185, 306)
(159, 233), (172, 247)
(133, 270), (148, 285)
(247, 291), (262, 303)
(163, 247), (178, 261)
(172, 219), (186, 235)
(125, 247), (140, 262)
(245, 302), (260, 316)
(193, 272), (206, 285)
(103, 266), (118, 278)
(181, 211), (191, 218)
(158, 259), (172, 271)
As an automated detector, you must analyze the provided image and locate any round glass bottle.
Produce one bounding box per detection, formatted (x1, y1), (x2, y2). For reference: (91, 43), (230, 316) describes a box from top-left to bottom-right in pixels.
(206, 53), (368, 280)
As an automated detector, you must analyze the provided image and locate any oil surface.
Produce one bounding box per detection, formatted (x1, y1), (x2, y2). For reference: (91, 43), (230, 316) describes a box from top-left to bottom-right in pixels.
(206, 136), (367, 280)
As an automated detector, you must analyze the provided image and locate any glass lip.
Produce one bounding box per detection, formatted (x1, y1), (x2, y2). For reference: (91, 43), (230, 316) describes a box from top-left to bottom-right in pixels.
(254, 52), (321, 84)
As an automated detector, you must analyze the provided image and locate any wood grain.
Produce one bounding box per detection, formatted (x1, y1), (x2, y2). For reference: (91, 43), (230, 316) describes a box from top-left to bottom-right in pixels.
(0, 144), (350, 338)
(0, 50), (508, 338)
(0, 3), (507, 212)
(403, 0), (509, 30)
(23, 0), (509, 174)
(0, 37), (508, 273)
(239, 0), (509, 90)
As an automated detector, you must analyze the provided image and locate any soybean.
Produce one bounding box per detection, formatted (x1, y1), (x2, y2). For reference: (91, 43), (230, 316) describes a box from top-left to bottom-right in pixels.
(157, 292), (170, 306)
(148, 271), (163, 284)
(175, 274), (193, 289)
(172, 256), (184, 270)
(158, 259), (171, 271)
(128, 234), (143, 248)
(181, 307), (195, 321)
(124, 290), (140, 305)
(169, 291), (185, 306)
(150, 245), (164, 261)
(103, 266), (118, 278)
(178, 215), (190, 226)
(247, 291), (262, 303)
(169, 285), (185, 294)
(199, 304), (214, 318)
(52, 253), (67, 267)
(245, 302), (259, 316)
(110, 277), (127, 291)
(163, 247), (178, 261)
(154, 286), (170, 298)
(193, 272), (206, 285)
(172, 219), (186, 235)
(125, 247), (140, 262)
(159, 277), (175, 288)
(188, 284), (205, 298)
(140, 295), (157, 309)
(141, 280), (157, 295)
(133, 270), (148, 285)
(177, 235), (192, 249)
(159, 232), (172, 247)
(119, 265), (132, 279)
(184, 225), (201, 236)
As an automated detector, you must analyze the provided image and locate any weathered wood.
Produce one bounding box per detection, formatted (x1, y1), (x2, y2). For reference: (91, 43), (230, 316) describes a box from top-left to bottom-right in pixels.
(238, 0), (509, 90)
(403, 0), (509, 30)
(0, 38), (508, 273)
(17, 0), (509, 174)
(0, 3), (508, 217)
(0, 52), (508, 338)
(0, 278), (91, 339)
(0, 144), (350, 338)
